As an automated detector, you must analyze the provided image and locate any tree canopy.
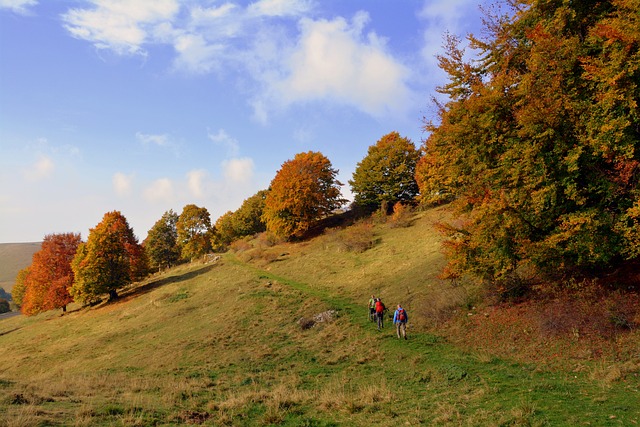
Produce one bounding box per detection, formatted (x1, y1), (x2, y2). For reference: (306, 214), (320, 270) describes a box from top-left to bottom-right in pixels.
(212, 190), (268, 250)
(70, 211), (147, 303)
(350, 131), (420, 211)
(417, 0), (640, 288)
(177, 204), (212, 261)
(263, 151), (345, 238)
(20, 233), (82, 315)
(144, 210), (180, 271)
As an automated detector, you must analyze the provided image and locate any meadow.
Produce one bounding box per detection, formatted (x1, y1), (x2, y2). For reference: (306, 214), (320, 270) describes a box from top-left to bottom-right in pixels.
(0, 206), (638, 426)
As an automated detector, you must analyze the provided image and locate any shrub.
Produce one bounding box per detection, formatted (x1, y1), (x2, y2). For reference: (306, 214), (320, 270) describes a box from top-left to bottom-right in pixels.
(337, 221), (376, 253)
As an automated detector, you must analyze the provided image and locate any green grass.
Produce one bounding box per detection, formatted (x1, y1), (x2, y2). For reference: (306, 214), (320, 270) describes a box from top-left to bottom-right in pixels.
(0, 208), (638, 426)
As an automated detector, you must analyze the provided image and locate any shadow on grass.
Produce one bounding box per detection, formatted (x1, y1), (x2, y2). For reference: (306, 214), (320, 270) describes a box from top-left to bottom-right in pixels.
(112, 264), (218, 305)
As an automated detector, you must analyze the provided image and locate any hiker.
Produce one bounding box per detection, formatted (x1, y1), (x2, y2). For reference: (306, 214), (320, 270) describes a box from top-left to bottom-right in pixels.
(375, 298), (386, 330)
(393, 304), (408, 340)
(368, 295), (376, 321)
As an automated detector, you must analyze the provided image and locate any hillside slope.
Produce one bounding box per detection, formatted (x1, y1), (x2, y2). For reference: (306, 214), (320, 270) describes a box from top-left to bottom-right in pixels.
(0, 242), (41, 293)
(0, 208), (638, 426)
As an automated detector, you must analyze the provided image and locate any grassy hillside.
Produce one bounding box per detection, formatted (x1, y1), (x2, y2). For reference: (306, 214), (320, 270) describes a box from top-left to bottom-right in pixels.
(0, 243), (41, 293)
(0, 207), (638, 426)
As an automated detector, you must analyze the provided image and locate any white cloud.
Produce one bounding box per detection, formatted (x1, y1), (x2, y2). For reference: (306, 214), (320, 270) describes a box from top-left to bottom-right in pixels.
(0, 0), (37, 14)
(207, 128), (239, 157)
(113, 172), (133, 197)
(24, 154), (54, 181)
(190, 3), (237, 23)
(265, 12), (412, 118)
(136, 131), (169, 146)
(144, 178), (174, 203)
(58, 1), (413, 120)
(172, 32), (224, 74)
(62, 0), (180, 55)
(187, 169), (209, 199)
(418, 0), (482, 67)
(247, 0), (312, 17)
(223, 157), (254, 183)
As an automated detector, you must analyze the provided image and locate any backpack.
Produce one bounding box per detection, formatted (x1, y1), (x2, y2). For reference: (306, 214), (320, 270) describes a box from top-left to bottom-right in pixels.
(398, 309), (406, 322)
(375, 301), (385, 313)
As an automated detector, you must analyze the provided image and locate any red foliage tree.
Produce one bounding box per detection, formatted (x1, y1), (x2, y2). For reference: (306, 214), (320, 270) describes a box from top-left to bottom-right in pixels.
(21, 233), (82, 315)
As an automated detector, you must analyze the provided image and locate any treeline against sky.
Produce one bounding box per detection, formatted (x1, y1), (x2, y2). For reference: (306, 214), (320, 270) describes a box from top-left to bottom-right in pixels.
(10, 0), (639, 314)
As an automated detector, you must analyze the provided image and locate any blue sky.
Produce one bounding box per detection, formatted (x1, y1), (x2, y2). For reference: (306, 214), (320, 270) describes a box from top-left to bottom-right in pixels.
(0, 0), (489, 243)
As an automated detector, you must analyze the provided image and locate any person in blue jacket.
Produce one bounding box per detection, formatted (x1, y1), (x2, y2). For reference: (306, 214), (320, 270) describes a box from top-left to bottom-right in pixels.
(393, 304), (408, 340)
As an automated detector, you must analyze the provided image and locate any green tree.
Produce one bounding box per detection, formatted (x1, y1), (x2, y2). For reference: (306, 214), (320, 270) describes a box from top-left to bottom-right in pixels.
(419, 0), (640, 289)
(144, 210), (180, 271)
(262, 151), (345, 239)
(0, 299), (9, 314)
(70, 211), (146, 303)
(232, 190), (267, 237)
(177, 204), (212, 261)
(350, 131), (420, 212)
(212, 211), (236, 251)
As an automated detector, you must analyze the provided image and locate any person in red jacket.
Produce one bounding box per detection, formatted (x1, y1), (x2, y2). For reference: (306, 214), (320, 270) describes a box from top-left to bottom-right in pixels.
(375, 298), (386, 330)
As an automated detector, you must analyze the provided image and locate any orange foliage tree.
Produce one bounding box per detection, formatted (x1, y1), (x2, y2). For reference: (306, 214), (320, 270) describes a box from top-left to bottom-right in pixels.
(417, 0), (639, 290)
(70, 211), (147, 303)
(263, 151), (345, 239)
(21, 233), (82, 315)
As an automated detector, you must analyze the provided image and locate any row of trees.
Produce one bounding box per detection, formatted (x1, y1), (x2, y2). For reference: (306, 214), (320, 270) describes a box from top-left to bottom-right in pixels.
(16, 0), (638, 313)
(13, 132), (422, 316)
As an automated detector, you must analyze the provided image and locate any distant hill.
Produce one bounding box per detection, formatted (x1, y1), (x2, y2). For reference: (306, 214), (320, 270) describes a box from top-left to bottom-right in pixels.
(0, 242), (41, 293)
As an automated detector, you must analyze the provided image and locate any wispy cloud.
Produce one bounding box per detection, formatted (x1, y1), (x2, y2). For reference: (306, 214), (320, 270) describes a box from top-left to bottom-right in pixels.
(187, 169), (209, 199)
(113, 172), (133, 197)
(418, 0), (484, 73)
(62, 0), (180, 55)
(144, 178), (174, 203)
(247, 0), (312, 17)
(58, 1), (413, 122)
(0, 0), (37, 15)
(223, 157), (254, 184)
(136, 131), (170, 147)
(207, 128), (239, 157)
(24, 154), (54, 181)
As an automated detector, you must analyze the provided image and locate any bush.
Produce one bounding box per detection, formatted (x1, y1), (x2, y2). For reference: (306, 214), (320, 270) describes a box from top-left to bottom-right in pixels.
(337, 221), (376, 253)
(388, 202), (413, 228)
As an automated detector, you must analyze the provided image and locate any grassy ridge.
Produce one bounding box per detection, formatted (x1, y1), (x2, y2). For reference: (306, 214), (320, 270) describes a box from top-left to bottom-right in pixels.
(0, 208), (638, 426)
(0, 243), (41, 293)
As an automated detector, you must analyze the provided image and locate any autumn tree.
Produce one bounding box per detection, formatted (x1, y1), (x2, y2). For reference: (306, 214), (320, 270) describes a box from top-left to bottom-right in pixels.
(350, 132), (420, 212)
(144, 210), (180, 271)
(176, 204), (212, 261)
(70, 211), (147, 303)
(419, 0), (640, 290)
(263, 151), (345, 239)
(20, 233), (82, 315)
(11, 268), (29, 309)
